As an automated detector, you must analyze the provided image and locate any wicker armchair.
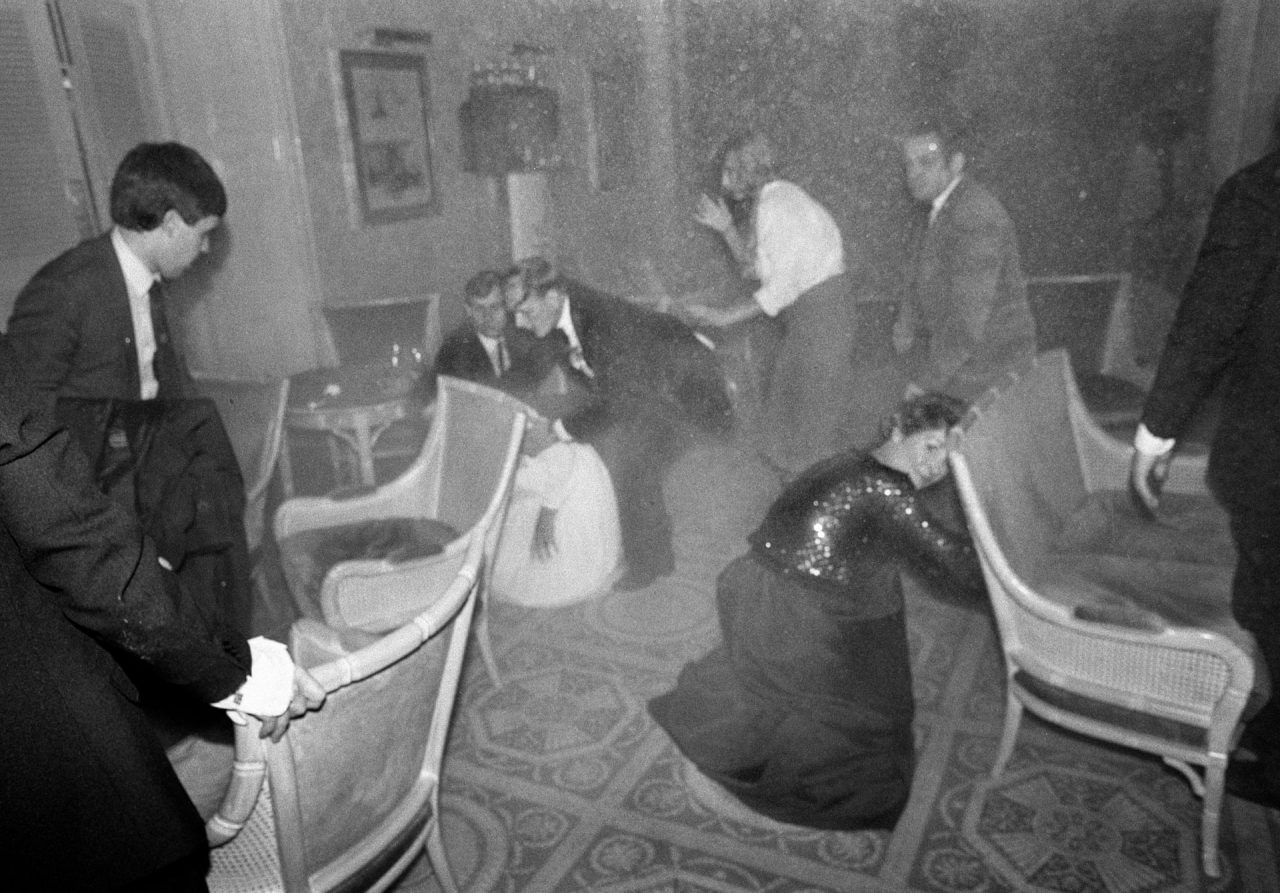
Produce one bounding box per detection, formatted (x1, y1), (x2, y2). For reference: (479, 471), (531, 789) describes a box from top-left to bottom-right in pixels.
(948, 349), (1260, 878)
(192, 375), (291, 555)
(205, 531), (484, 892)
(273, 376), (525, 681)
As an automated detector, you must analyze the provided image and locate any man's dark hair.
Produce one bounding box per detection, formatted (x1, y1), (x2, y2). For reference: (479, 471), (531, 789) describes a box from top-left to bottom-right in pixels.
(109, 142), (227, 231)
(516, 255), (567, 300)
(907, 118), (971, 161)
(464, 270), (503, 303)
(883, 392), (968, 440)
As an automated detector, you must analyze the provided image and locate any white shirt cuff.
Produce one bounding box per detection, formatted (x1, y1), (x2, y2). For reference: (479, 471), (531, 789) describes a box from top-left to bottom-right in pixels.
(212, 636), (295, 720)
(1133, 423), (1176, 457)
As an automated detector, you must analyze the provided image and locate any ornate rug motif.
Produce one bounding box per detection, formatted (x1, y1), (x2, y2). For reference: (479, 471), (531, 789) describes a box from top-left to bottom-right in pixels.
(388, 441), (1280, 892)
(964, 766), (1196, 892)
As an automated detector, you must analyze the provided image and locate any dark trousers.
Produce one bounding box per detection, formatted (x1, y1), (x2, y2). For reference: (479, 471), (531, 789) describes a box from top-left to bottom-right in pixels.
(592, 411), (689, 577)
(116, 849), (210, 892)
(1230, 509), (1280, 764)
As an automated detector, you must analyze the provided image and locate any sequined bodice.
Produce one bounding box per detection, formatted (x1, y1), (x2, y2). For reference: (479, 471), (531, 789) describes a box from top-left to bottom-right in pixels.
(749, 452), (980, 595)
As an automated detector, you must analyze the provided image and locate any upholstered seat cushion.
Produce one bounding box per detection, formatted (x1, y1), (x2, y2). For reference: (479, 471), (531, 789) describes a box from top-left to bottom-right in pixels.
(1034, 554), (1236, 631)
(1058, 490), (1234, 567)
(280, 518), (459, 619)
(1025, 487), (1248, 644)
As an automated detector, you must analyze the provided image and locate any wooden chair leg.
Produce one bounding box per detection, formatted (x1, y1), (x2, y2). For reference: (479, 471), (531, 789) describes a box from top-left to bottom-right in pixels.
(1201, 760), (1225, 878)
(425, 787), (458, 893)
(475, 567), (501, 688)
(992, 689), (1023, 777)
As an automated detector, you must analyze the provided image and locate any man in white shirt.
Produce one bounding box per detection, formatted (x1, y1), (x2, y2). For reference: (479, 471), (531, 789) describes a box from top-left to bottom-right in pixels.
(685, 130), (859, 475)
(8, 142), (223, 402)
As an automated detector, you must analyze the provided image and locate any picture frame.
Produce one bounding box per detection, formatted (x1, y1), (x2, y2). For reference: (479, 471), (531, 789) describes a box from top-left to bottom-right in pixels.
(340, 49), (437, 225)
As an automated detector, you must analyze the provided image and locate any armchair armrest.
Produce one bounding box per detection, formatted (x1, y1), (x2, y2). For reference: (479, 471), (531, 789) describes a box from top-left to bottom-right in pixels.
(319, 537), (470, 634)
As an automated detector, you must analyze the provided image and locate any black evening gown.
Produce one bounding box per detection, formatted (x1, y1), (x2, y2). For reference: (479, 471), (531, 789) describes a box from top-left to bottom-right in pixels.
(649, 453), (980, 830)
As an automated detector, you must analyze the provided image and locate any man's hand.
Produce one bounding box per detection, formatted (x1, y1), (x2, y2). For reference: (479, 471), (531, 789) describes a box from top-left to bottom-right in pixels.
(255, 666), (326, 743)
(1129, 448), (1171, 517)
(524, 416), (557, 455)
(693, 193), (733, 234)
(903, 381), (925, 399)
(531, 506), (558, 561)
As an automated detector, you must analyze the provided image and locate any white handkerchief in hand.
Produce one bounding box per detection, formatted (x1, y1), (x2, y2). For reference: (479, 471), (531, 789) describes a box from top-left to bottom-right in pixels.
(212, 636), (295, 724)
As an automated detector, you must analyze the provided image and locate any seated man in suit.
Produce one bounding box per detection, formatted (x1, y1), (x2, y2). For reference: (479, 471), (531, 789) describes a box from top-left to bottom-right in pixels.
(434, 270), (547, 391)
(511, 257), (733, 591)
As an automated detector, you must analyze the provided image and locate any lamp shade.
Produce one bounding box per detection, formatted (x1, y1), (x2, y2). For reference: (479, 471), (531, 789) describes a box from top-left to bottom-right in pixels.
(460, 84), (559, 174)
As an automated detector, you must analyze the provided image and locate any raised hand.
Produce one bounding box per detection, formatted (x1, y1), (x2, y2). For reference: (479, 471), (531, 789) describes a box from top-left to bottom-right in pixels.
(694, 193), (733, 234)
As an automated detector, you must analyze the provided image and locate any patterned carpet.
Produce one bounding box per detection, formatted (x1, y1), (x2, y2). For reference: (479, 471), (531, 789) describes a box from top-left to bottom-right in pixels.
(385, 437), (1280, 893)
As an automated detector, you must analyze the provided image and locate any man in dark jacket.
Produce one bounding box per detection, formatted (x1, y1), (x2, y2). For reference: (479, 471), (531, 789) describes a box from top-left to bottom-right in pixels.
(7, 142), (224, 402)
(433, 269), (547, 392)
(1130, 145), (1280, 811)
(895, 121), (1038, 401)
(0, 338), (322, 890)
(512, 257), (733, 590)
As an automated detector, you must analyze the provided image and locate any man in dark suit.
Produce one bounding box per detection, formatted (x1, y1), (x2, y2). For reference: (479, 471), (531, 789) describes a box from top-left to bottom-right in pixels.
(894, 122), (1037, 402)
(0, 337), (322, 891)
(7, 142), (225, 402)
(434, 270), (547, 392)
(1130, 144), (1280, 811)
(512, 257), (733, 591)
(7, 143), (250, 636)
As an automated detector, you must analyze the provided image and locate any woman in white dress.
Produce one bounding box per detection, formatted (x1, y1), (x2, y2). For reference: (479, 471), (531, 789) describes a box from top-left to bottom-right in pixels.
(492, 411), (622, 607)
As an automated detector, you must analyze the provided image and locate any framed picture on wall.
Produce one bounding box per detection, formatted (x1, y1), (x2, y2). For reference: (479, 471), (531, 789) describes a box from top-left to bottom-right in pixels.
(340, 49), (436, 225)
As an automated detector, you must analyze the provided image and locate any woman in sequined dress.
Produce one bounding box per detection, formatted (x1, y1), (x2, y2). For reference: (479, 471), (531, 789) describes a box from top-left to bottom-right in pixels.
(650, 393), (983, 830)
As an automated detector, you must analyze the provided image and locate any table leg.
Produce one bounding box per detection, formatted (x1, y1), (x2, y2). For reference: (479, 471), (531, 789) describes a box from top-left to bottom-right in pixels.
(278, 428), (295, 499)
(353, 419), (377, 488)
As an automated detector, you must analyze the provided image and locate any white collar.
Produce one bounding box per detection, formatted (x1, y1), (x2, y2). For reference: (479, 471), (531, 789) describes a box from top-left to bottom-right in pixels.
(555, 296), (580, 347)
(930, 175), (963, 222)
(110, 227), (159, 299)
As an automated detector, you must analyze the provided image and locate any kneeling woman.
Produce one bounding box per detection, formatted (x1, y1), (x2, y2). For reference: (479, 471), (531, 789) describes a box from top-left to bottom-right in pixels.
(649, 392), (983, 830)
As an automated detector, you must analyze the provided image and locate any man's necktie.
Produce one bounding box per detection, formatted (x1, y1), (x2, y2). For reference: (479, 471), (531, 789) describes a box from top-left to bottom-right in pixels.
(497, 337), (510, 374)
(149, 281), (182, 397)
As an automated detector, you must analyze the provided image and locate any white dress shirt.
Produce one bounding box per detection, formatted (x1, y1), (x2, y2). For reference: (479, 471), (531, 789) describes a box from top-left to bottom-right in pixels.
(551, 298), (593, 443)
(752, 180), (845, 317)
(477, 332), (509, 377)
(110, 228), (160, 400)
(555, 299), (593, 377)
(929, 175), (963, 224)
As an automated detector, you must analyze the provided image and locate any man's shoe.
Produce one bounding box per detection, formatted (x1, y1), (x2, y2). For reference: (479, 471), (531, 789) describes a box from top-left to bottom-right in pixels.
(613, 567), (662, 592)
(1224, 760), (1280, 811)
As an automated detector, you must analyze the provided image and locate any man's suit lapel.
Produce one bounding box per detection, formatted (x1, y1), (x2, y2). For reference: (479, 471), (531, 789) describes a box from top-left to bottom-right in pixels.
(464, 332), (499, 383)
(96, 235), (143, 400)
